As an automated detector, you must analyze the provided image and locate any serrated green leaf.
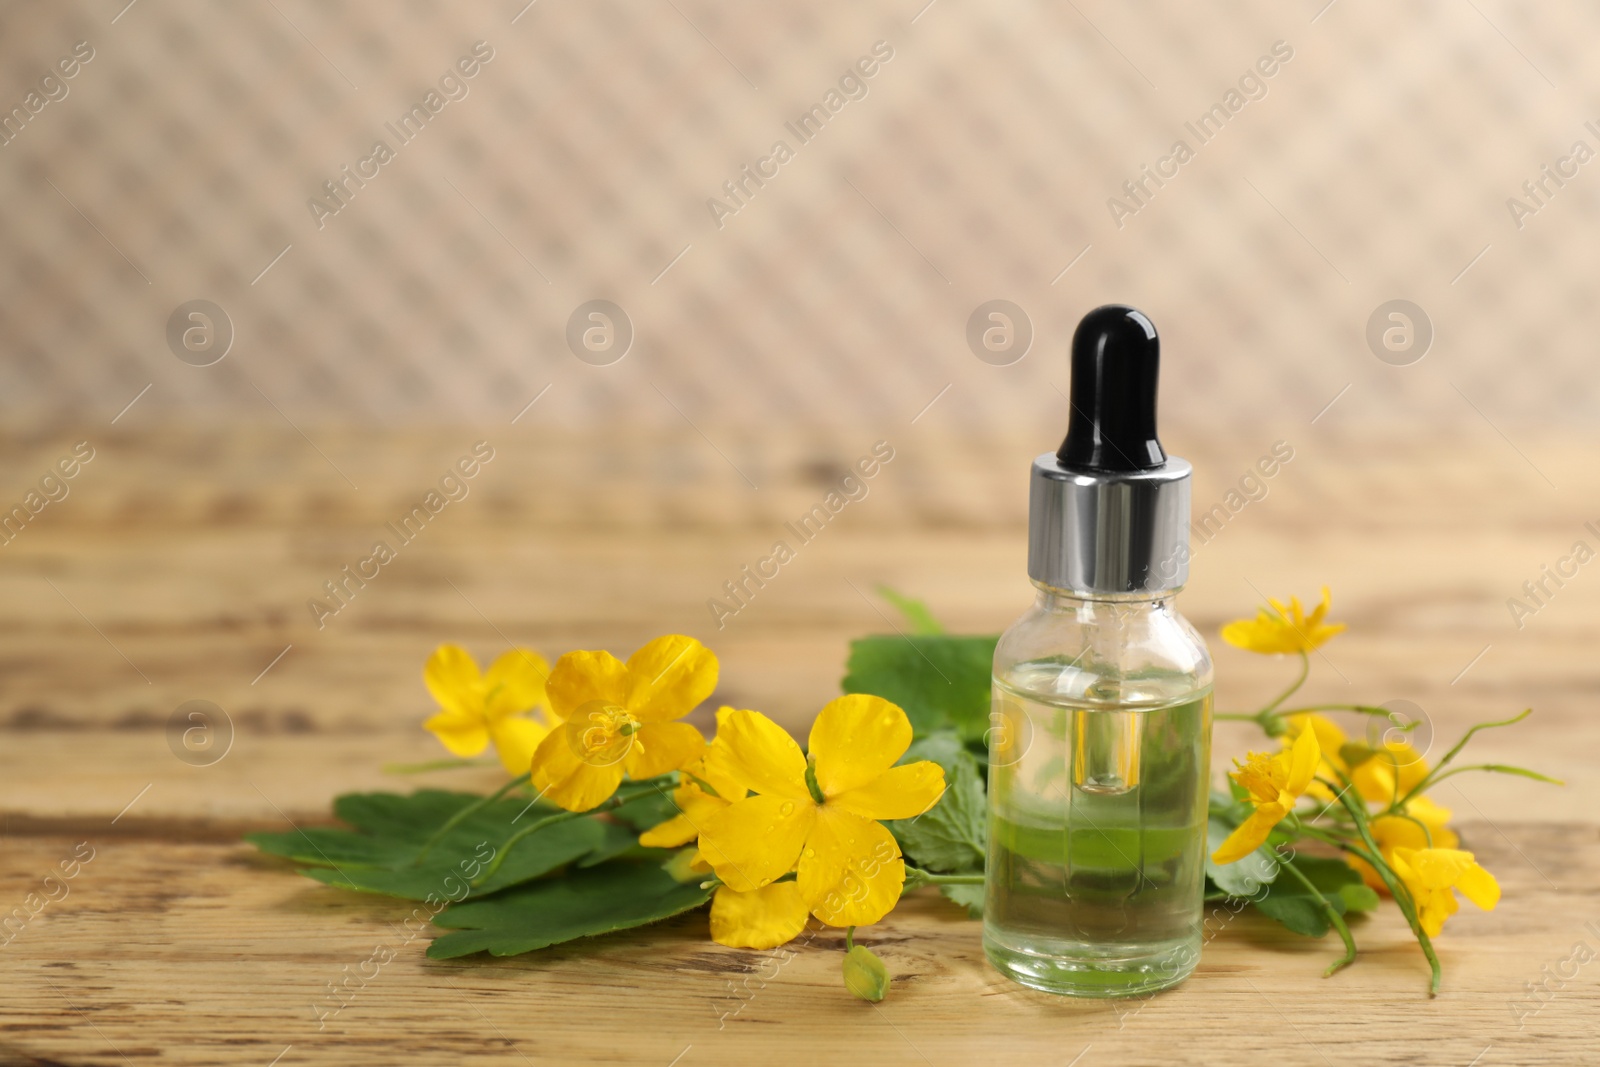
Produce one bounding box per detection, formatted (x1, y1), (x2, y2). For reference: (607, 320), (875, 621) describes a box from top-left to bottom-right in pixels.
(1204, 819), (1279, 898)
(890, 748), (986, 873)
(426, 861), (712, 958)
(841, 634), (998, 741)
(939, 882), (984, 918)
(901, 731), (966, 777)
(245, 789), (635, 900)
(875, 586), (945, 635)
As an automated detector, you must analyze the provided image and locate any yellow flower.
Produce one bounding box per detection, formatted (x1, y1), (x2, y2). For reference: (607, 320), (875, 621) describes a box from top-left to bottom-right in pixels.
(699, 695), (946, 929)
(1349, 795), (1459, 891)
(423, 644), (553, 775)
(1281, 712), (1349, 803)
(1390, 846), (1500, 936)
(1222, 586), (1346, 655)
(1212, 725), (1320, 864)
(639, 709), (810, 950)
(708, 881), (811, 950)
(639, 708), (747, 850)
(1350, 739), (1430, 805)
(529, 635), (716, 812)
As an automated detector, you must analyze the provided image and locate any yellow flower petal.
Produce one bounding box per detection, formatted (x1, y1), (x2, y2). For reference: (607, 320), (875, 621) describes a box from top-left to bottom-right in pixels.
(423, 644), (483, 718)
(696, 713), (750, 802)
(1211, 803), (1285, 865)
(546, 649), (629, 721)
(1351, 741), (1429, 804)
(626, 721), (707, 779)
(807, 694), (913, 797)
(709, 882), (810, 949)
(798, 808), (905, 927)
(483, 649), (550, 720)
(829, 762), (946, 821)
(1284, 722), (1321, 797)
(1454, 861), (1501, 912)
(423, 709), (490, 757)
(1221, 588), (1346, 654)
(487, 715), (549, 775)
(639, 813), (699, 849)
(700, 794), (815, 893)
(714, 709), (811, 801)
(529, 728), (626, 812)
(623, 635), (718, 723)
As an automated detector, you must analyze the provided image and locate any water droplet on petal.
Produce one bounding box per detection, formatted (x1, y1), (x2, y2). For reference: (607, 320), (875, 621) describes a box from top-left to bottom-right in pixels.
(803, 847), (816, 859)
(758, 877), (772, 887)
(778, 801), (795, 816)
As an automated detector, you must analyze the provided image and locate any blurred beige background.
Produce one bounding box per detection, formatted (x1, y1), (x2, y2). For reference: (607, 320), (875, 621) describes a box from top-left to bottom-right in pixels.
(0, 0), (1595, 812)
(0, 0), (1596, 432)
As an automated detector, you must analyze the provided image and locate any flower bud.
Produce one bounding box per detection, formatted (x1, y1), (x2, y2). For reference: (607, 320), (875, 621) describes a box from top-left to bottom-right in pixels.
(842, 944), (890, 1002)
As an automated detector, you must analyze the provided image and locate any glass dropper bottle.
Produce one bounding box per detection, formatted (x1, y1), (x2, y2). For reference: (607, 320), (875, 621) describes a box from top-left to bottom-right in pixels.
(984, 304), (1213, 997)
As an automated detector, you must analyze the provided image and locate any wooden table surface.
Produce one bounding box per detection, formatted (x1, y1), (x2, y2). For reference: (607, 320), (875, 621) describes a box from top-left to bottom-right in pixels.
(0, 424), (1594, 1066)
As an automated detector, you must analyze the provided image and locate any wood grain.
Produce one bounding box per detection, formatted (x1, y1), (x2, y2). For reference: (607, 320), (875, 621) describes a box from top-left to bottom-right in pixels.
(0, 426), (1593, 1065)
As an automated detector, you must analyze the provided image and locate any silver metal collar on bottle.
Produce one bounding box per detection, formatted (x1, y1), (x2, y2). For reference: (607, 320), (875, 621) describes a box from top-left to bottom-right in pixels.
(1027, 453), (1191, 594)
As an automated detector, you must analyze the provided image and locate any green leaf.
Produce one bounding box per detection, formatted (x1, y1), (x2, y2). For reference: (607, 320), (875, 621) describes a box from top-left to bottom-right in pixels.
(426, 861), (712, 958)
(1252, 888), (1330, 937)
(245, 789), (631, 900)
(1245, 856), (1364, 938)
(939, 882), (984, 918)
(1338, 883), (1381, 913)
(890, 748), (986, 873)
(1204, 818), (1279, 898)
(611, 785), (680, 831)
(1289, 855), (1362, 894)
(875, 585), (945, 635)
(900, 731), (966, 777)
(841, 634), (998, 740)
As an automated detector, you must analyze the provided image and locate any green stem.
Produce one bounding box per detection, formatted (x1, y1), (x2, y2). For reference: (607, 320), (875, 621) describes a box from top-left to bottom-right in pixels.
(1267, 703), (1407, 719)
(846, 925), (856, 951)
(383, 756), (498, 774)
(1272, 852), (1357, 977)
(1397, 709), (1533, 806)
(469, 781), (663, 888)
(472, 809), (582, 886)
(1332, 782), (1442, 995)
(903, 868), (986, 891)
(411, 771), (531, 866)
(1395, 762), (1563, 810)
(1259, 650), (1311, 716)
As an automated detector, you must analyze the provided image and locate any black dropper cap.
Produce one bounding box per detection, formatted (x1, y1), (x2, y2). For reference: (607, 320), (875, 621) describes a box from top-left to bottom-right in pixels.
(1056, 304), (1166, 473)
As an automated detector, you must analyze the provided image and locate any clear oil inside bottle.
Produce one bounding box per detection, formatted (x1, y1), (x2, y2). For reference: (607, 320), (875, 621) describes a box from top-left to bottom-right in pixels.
(985, 611), (1212, 997)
